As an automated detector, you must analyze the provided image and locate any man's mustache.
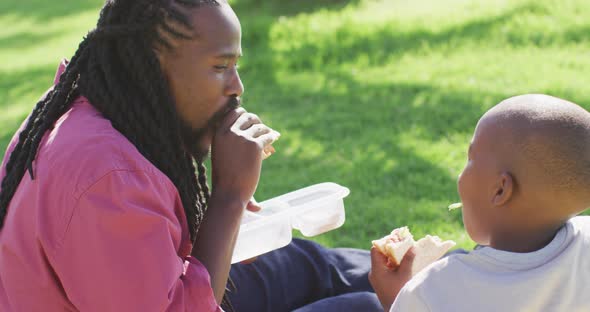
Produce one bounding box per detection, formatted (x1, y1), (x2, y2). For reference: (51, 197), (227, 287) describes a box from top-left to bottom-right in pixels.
(178, 97), (241, 160)
(209, 96), (241, 130)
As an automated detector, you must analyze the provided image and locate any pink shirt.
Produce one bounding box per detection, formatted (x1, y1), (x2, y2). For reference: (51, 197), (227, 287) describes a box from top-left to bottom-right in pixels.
(0, 61), (222, 312)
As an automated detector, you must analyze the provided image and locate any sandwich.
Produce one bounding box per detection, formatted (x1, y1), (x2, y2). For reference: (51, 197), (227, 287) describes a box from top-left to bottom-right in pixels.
(448, 202), (462, 211)
(372, 226), (456, 274)
(372, 227), (415, 268)
(262, 144), (276, 160)
(262, 130), (280, 160)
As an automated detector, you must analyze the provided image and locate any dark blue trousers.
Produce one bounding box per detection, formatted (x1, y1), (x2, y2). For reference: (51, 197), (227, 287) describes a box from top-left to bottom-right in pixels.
(226, 239), (382, 312)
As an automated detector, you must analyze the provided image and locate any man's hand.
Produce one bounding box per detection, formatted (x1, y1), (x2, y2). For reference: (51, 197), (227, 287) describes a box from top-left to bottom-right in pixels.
(246, 197), (262, 212)
(237, 198), (262, 264)
(369, 246), (416, 311)
(194, 109), (277, 302)
(210, 108), (279, 209)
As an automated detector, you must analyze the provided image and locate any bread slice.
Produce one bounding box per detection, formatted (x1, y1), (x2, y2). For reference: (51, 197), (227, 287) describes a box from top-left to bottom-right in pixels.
(372, 226), (414, 268)
(411, 235), (456, 274)
(262, 144), (276, 160)
(262, 131), (280, 160)
(372, 227), (456, 273)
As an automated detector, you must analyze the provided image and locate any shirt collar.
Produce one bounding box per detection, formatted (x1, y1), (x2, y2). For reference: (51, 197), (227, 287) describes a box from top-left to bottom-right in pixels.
(53, 58), (69, 86)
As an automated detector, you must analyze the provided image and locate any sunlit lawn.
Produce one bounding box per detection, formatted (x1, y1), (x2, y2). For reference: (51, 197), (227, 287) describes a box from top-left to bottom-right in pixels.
(2, 0), (590, 250)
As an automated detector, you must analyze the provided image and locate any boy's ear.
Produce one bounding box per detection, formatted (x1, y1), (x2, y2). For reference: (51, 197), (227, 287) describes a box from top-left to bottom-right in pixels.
(492, 172), (514, 206)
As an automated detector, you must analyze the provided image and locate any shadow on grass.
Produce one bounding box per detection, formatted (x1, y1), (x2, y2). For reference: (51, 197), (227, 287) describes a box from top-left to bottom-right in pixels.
(562, 25), (590, 45)
(0, 65), (55, 154)
(0, 32), (61, 50)
(2, 0), (587, 249)
(250, 71), (501, 247)
(0, 0), (101, 22)
(267, 2), (568, 70)
(232, 0), (359, 18)
(0, 0), (102, 54)
(0, 131), (16, 155)
(0, 65), (56, 110)
(229, 1), (590, 247)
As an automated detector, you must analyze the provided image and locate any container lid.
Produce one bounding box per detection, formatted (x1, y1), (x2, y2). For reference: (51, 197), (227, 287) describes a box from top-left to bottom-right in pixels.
(232, 182), (350, 263)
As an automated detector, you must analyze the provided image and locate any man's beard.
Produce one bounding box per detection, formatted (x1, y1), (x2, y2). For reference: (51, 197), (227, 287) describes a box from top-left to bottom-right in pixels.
(179, 97), (240, 163)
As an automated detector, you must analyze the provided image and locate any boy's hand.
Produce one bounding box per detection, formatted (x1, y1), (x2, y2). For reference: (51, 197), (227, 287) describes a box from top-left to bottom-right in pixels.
(369, 246), (416, 311)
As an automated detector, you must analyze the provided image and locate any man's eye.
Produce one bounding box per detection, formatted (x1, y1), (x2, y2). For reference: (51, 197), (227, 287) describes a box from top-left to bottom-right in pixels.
(214, 62), (239, 71)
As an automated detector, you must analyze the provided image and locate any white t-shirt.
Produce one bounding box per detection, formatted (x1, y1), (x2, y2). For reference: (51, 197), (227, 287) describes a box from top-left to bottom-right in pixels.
(391, 216), (590, 312)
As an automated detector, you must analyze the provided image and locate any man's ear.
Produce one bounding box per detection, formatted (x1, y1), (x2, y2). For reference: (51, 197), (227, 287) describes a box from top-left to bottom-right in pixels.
(154, 41), (170, 66)
(492, 172), (514, 206)
(154, 47), (172, 83)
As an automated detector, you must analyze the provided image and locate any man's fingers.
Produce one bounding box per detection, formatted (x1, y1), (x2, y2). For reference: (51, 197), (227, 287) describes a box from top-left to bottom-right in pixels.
(219, 107), (246, 131)
(246, 198), (262, 212)
(235, 112), (262, 131)
(239, 257), (258, 264)
(256, 130), (281, 148)
(244, 124), (272, 138)
(230, 111), (254, 133)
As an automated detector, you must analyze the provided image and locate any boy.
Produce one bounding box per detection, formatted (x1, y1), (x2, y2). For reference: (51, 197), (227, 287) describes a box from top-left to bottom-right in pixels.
(369, 94), (590, 311)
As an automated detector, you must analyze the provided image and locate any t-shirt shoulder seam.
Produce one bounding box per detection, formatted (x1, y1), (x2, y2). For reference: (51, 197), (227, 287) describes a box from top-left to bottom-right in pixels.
(73, 169), (169, 200)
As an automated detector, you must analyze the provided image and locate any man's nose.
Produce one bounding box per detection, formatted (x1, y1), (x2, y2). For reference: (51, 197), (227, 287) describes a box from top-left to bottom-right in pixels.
(225, 68), (244, 97)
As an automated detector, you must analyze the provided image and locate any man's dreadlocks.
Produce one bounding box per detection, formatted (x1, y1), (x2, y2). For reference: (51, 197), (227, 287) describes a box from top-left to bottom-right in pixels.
(0, 0), (221, 243)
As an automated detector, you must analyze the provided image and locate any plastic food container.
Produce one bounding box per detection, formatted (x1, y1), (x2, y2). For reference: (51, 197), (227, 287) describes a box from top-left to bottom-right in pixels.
(231, 182), (350, 264)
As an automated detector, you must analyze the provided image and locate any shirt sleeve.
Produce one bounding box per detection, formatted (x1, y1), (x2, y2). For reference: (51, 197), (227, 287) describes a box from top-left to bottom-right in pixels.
(390, 285), (431, 312)
(53, 169), (222, 312)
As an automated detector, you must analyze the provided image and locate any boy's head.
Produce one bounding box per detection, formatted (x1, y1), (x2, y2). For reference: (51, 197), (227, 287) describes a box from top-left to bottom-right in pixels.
(458, 94), (590, 247)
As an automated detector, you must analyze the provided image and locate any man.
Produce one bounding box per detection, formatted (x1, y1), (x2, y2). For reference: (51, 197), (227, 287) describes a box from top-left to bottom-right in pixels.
(0, 1), (378, 311)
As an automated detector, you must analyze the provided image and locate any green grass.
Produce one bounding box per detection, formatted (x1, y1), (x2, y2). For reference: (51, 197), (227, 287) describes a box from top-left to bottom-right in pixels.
(2, 0), (590, 251)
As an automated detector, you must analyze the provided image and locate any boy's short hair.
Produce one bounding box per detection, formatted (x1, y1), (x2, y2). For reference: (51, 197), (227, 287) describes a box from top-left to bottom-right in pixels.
(489, 94), (590, 201)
